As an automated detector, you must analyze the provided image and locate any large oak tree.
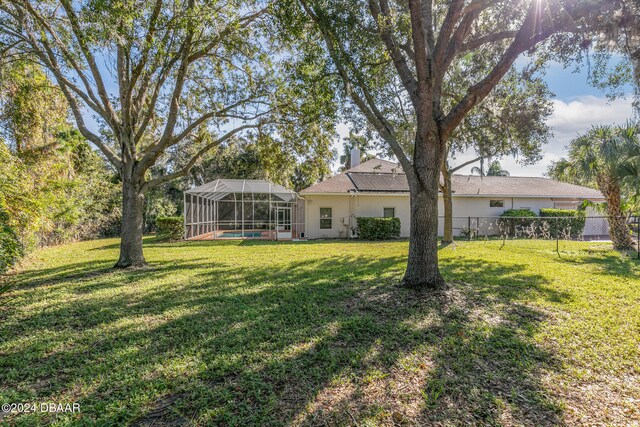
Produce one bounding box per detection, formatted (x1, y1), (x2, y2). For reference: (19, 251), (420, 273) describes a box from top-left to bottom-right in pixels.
(0, 0), (331, 267)
(294, 0), (615, 288)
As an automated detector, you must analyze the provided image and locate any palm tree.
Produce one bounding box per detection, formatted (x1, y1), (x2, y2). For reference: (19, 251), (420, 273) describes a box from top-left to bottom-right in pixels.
(471, 160), (510, 176)
(549, 122), (639, 250)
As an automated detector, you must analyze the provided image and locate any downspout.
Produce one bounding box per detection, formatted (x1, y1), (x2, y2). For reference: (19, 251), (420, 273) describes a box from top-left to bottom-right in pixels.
(300, 195), (308, 239)
(349, 189), (358, 238)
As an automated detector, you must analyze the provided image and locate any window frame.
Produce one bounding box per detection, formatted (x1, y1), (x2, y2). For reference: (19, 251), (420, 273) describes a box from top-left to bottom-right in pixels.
(489, 200), (505, 208)
(319, 207), (332, 229)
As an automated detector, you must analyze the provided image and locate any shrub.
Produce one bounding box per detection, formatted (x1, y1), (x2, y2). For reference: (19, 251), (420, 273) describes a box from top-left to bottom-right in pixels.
(499, 209), (537, 236)
(501, 208), (537, 218)
(356, 217), (401, 240)
(538, 208), (586, 238)
(156, 216), (183, 241)
(0, 207), (23, 274)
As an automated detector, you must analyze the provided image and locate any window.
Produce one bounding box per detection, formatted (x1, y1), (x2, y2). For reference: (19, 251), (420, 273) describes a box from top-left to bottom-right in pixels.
(383, 207), (395, 218)
(490, 200), (504, 208)
(320, 207), (332, 229)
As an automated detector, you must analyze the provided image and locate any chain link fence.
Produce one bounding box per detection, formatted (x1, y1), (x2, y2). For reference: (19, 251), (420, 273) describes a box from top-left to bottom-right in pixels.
(443, 215), (640, 258)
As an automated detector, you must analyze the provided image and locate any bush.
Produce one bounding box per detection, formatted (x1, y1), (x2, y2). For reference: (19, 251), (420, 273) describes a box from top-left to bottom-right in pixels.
(501, 209), (537, 218)
(0, 207), (23, 274)
(356, 217), (401, 240)
(156, 216), (183, 241)
(499, 209), (537, 236)
(538, 208), (586, 238)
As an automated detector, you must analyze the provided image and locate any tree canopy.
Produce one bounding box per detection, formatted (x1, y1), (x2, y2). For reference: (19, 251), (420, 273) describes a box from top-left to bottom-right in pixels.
(0, 0), (338, 267)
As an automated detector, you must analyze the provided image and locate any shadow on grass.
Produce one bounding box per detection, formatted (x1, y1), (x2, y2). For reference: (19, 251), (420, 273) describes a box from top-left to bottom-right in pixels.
(556, 250), (640, 277)
(1, 241), (568, 426)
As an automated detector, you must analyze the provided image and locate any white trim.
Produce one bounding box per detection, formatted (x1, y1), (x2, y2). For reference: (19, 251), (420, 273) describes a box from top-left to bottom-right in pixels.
(300, 192), (603, 199)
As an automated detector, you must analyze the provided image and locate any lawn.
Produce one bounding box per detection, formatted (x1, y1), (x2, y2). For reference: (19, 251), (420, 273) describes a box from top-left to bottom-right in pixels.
(0, 238), (639, 426)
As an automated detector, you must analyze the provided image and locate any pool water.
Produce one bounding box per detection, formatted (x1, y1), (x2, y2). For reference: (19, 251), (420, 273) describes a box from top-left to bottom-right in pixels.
(219, 231), (263, 238)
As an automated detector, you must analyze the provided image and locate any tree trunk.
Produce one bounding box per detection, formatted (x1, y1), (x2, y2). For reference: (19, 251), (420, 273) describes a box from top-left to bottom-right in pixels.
(441, 167), (453, 243)
(401, 131), (446, 290)
(631, 47), (640, 114)
(115, 176), (147, 268)
(601, 176), (634, 250)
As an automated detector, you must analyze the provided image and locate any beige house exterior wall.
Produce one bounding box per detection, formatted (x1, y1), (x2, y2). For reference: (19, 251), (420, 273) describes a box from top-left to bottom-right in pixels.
(303, 194), (353, 239)
(301, 193), (602, 239)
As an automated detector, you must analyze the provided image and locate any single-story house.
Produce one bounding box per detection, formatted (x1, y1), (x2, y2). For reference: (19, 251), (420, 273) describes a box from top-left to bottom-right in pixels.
(299, 154), (606, 239)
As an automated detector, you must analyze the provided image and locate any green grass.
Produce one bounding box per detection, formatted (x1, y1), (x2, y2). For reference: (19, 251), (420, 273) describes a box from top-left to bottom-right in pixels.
(1, 238), (639, 426)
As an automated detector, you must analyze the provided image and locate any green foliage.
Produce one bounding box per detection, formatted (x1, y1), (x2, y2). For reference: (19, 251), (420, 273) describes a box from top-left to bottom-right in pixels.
(501, 208), (537, 218)
(0, 61), (68, 151)
(547, 122), (640, 247)
(339, 132), (378, 171)
(497, 208), (586, 238)
(356, 217), (400, 240)
(0, 61), (121, 252)
(499, 209), (537, 235)
(472, 160), (511, 177)
(155, 216), (183, 241)
(0, 201), (22, 274)
(539, 209), (586, 238)
(0, 281), (12, 307)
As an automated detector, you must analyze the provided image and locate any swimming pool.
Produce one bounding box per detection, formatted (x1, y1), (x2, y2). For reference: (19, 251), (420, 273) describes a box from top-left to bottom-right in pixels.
(218, 231), (263, 238)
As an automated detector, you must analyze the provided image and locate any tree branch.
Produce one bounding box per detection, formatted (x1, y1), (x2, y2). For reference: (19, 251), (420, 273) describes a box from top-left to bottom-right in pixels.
(141, 124), (259, 191)
(58, 0), (120, 128)
(460, 30), (519, 52)
(449, 155), (483, 173)
(299, 0), (415, 182)
(441, 0), (595, 137)
(369, 0), (418, 99)
(187, 9), (267, 62)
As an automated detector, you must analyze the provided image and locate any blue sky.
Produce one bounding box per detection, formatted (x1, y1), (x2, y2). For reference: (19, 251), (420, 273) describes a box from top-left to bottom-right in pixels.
(334, 60), (636, 177)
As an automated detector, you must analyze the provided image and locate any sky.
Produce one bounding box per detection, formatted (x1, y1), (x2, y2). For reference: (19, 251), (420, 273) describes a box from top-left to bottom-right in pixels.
(333, 61), (636, 177)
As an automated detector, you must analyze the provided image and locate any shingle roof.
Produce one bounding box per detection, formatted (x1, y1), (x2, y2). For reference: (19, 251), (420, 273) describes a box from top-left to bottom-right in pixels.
(299, 172), (355, 194)
(450, 175), (603, 198)
(299, 158), (604, 199)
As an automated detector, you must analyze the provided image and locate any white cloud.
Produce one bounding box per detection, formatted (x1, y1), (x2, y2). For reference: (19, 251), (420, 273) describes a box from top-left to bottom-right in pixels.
(451, 95), (635, 177)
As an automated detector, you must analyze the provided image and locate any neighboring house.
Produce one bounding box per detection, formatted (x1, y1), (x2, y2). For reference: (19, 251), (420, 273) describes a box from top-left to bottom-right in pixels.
(299, 154), (606, 239)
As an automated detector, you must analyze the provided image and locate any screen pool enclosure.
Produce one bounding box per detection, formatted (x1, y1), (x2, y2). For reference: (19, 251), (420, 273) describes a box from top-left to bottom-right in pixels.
(184, 179), (304, 240)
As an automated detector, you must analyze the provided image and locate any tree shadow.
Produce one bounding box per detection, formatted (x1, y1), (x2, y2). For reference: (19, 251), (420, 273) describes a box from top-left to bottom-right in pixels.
(556, 250), (640, 277)
(1, 242), (570, 426)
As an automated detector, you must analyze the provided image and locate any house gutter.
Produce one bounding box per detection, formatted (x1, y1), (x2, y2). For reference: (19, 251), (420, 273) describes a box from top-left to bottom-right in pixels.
(299, 192), (603, 199)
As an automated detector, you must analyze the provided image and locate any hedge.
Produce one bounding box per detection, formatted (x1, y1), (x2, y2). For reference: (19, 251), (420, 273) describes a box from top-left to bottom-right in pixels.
(156, 216), (183, 241)
(356, 217), (401, 240)
(498, 209), (537, 236)
(538, 208), (586, 238)
(497, 208), (586, 238)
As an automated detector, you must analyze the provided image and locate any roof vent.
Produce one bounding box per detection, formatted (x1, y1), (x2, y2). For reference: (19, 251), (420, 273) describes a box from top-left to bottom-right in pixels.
(350, 148), (361, 169)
